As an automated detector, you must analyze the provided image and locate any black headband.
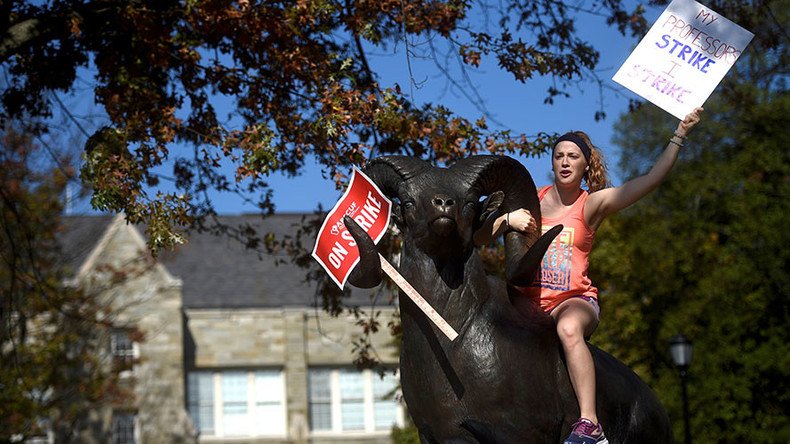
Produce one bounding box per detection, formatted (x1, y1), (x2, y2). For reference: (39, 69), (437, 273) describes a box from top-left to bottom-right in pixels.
(554, 132), (591, 162)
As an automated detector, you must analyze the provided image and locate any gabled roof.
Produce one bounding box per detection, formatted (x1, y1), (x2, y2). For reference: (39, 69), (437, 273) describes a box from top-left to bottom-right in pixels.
(60, 214), (382, 309)
(58, 214), (116, 273)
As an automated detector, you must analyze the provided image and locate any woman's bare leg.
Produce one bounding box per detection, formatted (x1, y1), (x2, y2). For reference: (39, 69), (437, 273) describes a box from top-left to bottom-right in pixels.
(553, 299), (599, 423)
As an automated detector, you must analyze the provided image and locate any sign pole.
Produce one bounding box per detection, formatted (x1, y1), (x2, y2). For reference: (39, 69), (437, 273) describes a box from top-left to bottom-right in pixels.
(379, 254), (458, 341)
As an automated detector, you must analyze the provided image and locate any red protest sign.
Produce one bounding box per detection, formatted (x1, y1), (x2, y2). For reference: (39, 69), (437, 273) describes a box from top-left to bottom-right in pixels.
(312, 168), (458, 340)
(312, 168), (392, 288)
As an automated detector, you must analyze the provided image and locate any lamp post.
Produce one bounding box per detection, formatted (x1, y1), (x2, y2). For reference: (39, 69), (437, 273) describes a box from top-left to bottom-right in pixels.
(669, 333), (693, 444)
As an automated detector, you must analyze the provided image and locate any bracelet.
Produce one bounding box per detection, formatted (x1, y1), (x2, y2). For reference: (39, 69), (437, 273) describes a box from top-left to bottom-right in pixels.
(669, 137), (685, 148)
(674, 131), (687, 139)
(505, 212), (510, 229)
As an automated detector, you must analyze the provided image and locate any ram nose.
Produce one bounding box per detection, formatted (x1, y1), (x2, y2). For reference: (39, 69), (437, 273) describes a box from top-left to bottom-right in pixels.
(429, 194), (455, 235)
(431, 194), (455, 213)
(429, 194), (457, 236)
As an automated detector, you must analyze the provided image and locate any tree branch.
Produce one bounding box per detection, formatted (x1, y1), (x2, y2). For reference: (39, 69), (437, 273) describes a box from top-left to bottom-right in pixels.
(0, 17), (44, 61)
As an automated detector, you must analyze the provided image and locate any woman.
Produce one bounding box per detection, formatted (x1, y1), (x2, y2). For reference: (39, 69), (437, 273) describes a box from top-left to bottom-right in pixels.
(474, 107), (703, 444)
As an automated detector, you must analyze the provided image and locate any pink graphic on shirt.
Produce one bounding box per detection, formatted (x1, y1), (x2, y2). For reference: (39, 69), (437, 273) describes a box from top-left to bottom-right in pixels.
(538, 226), (574, 291)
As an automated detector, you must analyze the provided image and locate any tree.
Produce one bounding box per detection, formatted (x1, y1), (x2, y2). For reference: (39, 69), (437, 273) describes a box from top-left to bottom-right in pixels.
(1, 0), (649, 252)
(590, 2), (789, 440)
(0, 126), (147, 441)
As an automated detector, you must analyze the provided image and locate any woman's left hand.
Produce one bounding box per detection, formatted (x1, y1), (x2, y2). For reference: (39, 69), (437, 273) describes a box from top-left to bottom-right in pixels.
(506, 209), (537, 234)
(675, 107), (704, 137)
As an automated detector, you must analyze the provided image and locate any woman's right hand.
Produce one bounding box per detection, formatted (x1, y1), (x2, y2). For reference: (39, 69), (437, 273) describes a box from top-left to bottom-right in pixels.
(675, 107), (703, 137)
(506, 209), (537, 234)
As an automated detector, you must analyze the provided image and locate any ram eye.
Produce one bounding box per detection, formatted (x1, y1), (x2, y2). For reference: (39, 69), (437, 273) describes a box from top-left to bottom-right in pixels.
(402, 201), (415, 209)
(462, 200), (476, 215)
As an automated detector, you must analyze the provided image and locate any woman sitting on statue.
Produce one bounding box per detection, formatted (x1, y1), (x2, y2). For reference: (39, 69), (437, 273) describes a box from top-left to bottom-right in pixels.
(474, 107), (703, 444)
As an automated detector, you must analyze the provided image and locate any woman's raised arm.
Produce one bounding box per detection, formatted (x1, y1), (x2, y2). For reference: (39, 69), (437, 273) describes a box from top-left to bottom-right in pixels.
(584, 107), (703, 229)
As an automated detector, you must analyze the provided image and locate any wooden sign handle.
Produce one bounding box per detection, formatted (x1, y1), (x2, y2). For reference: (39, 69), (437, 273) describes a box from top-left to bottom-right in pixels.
(379, 254), (458, 341)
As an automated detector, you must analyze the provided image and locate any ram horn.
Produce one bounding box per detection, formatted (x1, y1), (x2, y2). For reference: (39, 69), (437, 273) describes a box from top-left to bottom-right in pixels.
(362, 155), (432, 198)
(454, 155), (561, 286)
(453, 155), (542, 237)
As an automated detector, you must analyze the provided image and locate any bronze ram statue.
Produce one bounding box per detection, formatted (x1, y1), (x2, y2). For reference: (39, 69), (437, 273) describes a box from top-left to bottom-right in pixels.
(343, 155), (672, 443)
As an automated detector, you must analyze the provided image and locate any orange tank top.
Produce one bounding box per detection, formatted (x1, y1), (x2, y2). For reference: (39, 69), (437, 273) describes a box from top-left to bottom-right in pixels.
(522, 186), (598, 312)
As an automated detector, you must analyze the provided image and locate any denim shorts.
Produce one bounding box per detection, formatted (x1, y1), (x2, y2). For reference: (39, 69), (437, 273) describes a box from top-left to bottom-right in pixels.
(549, 295), (600, 320)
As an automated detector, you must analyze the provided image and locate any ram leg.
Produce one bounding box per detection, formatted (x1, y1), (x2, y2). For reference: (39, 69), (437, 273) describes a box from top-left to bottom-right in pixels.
(343, 216), (383, 288)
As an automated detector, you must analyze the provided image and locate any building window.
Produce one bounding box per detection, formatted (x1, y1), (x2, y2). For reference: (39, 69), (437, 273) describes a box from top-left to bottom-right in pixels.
(339, 370), (365, 431)
(372, 371), (399, 430)
(187, 372), (214, 435)
(308, 370), (332, 431)
(254, 371), (287, 436)
(186, 369), (285, 438)
(222, 372), (248, 436)
(111, 329), (139, 362)
(308, 368), (403, 434)
(111, 411), (137, 444)
(110, 329), (139, 377)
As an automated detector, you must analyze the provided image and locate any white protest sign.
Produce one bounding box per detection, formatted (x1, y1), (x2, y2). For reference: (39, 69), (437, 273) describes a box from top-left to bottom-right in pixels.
(612, 0), (753, 119)
(312, 169), (458, 341)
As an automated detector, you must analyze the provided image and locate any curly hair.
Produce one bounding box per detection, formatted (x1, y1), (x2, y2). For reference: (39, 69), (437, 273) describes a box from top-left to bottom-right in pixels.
(571, 130), (610, 193)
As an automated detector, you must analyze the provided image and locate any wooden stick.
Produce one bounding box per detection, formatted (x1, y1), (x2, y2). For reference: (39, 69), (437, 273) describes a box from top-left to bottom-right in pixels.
(379, 254), (458, 341)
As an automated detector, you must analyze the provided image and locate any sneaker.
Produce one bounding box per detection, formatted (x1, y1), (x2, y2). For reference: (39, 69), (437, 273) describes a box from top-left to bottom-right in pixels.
(563, 418), (609, 444)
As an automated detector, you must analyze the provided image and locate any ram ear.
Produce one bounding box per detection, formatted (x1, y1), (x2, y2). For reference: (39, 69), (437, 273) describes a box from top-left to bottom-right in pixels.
(478, 191), (504, 223)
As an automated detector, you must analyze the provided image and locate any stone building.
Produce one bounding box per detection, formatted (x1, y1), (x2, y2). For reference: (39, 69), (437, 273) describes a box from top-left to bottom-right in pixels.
(61, 214), (403, 443)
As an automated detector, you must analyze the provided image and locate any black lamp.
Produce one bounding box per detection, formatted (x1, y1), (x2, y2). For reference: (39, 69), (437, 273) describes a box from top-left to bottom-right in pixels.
(669, 333), (693, 444)
(669, 333), (693, 369)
